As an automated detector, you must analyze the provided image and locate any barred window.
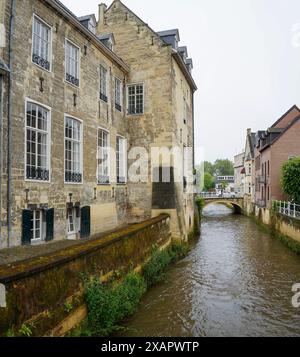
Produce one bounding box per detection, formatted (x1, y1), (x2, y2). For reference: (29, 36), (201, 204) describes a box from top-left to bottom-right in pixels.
(127, 84), (144, 115)
(26, 102), (50, 181)
(97, 130), (110, 184)
(65, 117), (82, 183)
(116, 136), (126, 184)
(32, 15), (51, 71)
(100, 66), (108, 102)
(65, 40), (80, 86)
(115, 78), (122, 111)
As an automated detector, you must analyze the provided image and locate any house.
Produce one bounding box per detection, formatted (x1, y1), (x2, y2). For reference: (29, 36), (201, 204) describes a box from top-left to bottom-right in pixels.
(234, 152), (245, 196)
(96, 0), (197, 240)
(0, 0), (196, 249)
(215, 176), (234, 195)
(243, 129), (256, 203)
(254, 105), (300, 208)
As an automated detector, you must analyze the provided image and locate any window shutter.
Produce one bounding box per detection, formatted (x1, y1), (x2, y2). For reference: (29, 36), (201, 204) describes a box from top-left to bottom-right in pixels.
(46, 208), (54, 242)
(22, 210), (32, 245)
(80, 206), (91, 238)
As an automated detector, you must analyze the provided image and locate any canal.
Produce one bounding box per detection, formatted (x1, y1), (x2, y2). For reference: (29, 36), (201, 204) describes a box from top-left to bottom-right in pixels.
(119, 204), (300, 337)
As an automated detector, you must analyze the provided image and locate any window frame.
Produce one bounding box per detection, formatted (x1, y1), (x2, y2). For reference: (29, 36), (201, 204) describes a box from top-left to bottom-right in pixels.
(97, 127), (111, 185)
(65, 38), (81, 88)
(115, 77), (122, 112)
(116, 135), (127, 184)
(126, 83), (145, 116)
(100, 65), (108, 103)
(64, 114), (83, 185)
(24, 98), (51, 183)
(30, 210), (45, 242)
(31, 14), (52, 72)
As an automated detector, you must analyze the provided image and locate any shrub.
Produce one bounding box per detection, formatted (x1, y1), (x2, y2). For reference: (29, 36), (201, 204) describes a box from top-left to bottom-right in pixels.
(84, 272), (146, 337)
(281, 157), (300, 203)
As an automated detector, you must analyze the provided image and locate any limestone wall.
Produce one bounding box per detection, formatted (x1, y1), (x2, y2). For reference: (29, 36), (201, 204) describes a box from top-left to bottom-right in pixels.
(0, 214), (171, 336)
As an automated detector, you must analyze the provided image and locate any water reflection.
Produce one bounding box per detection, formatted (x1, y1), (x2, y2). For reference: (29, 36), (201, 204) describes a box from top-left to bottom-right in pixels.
(118, 204), (300, 337)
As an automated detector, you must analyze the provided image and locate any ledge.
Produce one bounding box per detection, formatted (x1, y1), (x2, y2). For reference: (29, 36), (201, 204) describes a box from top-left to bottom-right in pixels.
(0, 214), (170, 284)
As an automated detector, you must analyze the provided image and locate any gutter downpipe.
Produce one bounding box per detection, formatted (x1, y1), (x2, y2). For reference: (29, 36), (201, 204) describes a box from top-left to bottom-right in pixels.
(7, 0), (16, 247)
(0, 74), (3, 242)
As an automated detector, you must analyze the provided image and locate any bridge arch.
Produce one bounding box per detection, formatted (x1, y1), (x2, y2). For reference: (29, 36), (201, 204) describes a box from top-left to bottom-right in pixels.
(202, 199), (244, 214)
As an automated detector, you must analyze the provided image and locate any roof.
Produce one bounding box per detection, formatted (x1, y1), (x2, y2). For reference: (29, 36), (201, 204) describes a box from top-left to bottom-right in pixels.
(47, 0), (129, 73)
(77, 14), (97, 23)
(271, 105), (300, 128)
(157, 29), (180, 41)
(107, 0), (196, 91)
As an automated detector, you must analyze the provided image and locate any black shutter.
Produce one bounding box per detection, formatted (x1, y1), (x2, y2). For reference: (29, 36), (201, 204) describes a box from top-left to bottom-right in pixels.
(22, 210), (32, 245)
(80, 206), (91, 238)
(45, 208), (54, 242)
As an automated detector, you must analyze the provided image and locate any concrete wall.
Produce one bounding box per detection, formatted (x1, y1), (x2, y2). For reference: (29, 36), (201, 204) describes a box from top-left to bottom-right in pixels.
(0, 214), (171, 336)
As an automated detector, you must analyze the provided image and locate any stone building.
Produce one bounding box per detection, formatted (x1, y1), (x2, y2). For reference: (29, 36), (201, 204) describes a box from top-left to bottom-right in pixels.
(243, 129), (256, 203)
(254, 105), (300, 208)
(0, 0), (196, 249)
(96, 0), (197, 240)
(234, 152), (245, 196)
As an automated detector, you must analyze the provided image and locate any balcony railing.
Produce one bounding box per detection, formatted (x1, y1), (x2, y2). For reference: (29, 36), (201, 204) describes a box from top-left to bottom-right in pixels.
(115, 103), (122, 112)
(26, 167), (49, 181)
(98, 175), (110, 185)
(66, 73), (79, 87)
(100, 93), (108, 102)
(273, 201), (300, 220)
(65, 172), (82, 183)
(32, 53), (50, 71)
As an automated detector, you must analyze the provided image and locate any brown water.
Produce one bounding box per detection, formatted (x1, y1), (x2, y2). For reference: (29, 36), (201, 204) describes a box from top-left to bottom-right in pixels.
(118, 204), (300, 337)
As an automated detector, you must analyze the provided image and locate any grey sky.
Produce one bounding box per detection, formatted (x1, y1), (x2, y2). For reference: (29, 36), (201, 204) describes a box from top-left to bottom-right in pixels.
(62, 0), (300, 164)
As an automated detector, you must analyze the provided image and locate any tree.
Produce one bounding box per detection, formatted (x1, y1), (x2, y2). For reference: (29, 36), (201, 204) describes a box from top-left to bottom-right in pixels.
(204, 161), (215, 176)
(213, 159), (234, 176)
(204, 172), (215, 191)
(281, 157), (300, 203)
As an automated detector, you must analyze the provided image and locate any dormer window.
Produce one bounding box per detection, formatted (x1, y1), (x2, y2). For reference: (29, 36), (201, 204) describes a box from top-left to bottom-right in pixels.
(88, 20), (96, 34)
(98, 34), (115, 52)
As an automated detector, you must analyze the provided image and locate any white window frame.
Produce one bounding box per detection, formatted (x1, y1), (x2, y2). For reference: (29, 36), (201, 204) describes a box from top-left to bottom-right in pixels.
(127, 83), (145, 115)
(115, 77), (122, 111)
(25, 98), (51, 183)
(100, 65), (108, 102)
(30, 210), (44, 242)
(65, 39), (80, 87)
(64, 115), (83, 185)
(31, 14), (52, 72)
(116, 135), (127, 184)
(97, 128), (111, 185)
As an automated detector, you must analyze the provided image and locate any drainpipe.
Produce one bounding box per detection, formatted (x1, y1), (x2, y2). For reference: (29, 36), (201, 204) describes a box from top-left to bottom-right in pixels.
(7, 0), (16, 247)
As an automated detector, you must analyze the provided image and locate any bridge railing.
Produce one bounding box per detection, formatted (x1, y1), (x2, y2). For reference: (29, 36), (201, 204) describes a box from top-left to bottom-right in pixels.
(199, 192), (244, 199)
(273, 200), (300, 220)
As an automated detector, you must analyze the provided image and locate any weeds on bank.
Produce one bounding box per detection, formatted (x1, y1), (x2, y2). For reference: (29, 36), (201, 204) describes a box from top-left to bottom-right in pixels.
(73, 242), (189, 337)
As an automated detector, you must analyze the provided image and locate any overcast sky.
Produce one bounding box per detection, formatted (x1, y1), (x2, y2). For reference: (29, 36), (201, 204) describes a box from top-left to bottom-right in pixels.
(62, 0), (300, 164)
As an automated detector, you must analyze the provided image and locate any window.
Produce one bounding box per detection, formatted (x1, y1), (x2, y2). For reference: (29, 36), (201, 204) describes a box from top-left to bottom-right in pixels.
(65, 117), (82, 183)
(67, 208), (76, 234)
(116, 136), (126, 184)
(115, 78), (122, 111)
(65, 40), (80, 86)
(98, 129), (110, 184)
(100, 65), (108, 102)
(32, 15), (51, 71)
(30, 210), (43, 241)
(26, 101), (50, 181)
(183, 97), (187, 124)
(127, 84), (144, 115)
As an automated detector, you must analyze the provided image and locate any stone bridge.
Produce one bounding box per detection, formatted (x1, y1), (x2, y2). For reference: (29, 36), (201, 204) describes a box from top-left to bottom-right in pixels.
(200, 194), (244, 214)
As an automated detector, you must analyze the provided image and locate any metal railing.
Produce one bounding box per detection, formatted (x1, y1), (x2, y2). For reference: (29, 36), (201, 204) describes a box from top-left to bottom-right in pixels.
(199, 192), (243, 199)
(273, 201), (300, 220)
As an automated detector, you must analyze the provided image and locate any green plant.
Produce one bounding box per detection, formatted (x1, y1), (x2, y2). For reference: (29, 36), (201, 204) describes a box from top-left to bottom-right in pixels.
(5, 328), (15, 337)
(19, 323), (34, 337)
(281, 157), (300, 203)
(64, 302), (74, 313)
(84, 272), (146, 337)
(195, 197), (205, 216)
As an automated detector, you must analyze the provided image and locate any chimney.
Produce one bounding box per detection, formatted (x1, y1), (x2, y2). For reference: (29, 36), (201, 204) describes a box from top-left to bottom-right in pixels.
(247, 128), (252, 135)
(97, 3), (107, 33)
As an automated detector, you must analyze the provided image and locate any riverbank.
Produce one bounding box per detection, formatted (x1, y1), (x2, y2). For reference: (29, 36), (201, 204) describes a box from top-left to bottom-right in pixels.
(69, 242), (190, 337)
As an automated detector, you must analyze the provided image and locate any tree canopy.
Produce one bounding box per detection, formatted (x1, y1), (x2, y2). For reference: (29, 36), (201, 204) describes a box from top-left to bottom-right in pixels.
(281, 157), (300, 203)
